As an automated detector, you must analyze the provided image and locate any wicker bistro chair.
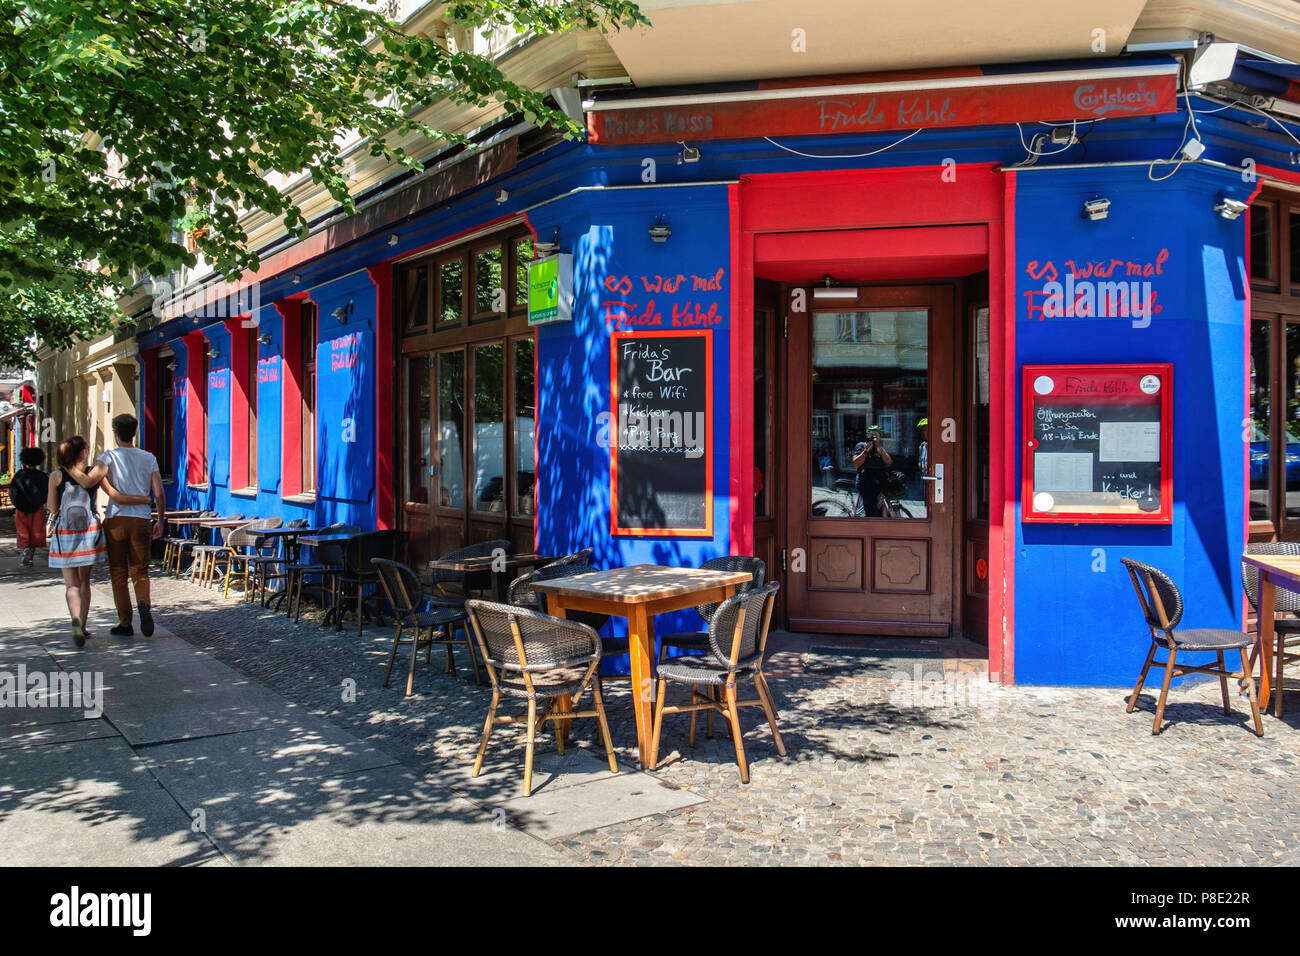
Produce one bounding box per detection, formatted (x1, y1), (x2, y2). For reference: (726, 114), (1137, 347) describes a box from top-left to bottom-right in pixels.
(336, 530), (403, 634)
(1242, 542), (1300, 716)
(426, 539), (512, 609)
(518, 562), (630, 690)
(167, 510), (218, 577)
(1122, 557), (1264, 736)
(222, 518), (284, 599)
(465, 600), (618, 797)
(649, 583), (786, 784)
(239, 517), (308, 606)
(506, 548), (595, 610)
(373, 559), (478, 694)
(290, 524), (361, 624)
(189, 516), (246, 587)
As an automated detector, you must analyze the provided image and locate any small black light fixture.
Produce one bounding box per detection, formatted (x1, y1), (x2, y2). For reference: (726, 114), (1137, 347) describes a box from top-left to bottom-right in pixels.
(533, 227), (561, 258)
(648, 217), (672, 243)
(1081, 197), (1111, 221)
(258, 332), (273, 345)
(332, 299), (354, 323)
(677, 142), (701, 164)
(1214, 196), (1247, 220)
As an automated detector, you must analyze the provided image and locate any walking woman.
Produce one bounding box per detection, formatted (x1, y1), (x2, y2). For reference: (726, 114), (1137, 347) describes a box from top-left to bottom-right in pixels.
(46, 436), (148, 646)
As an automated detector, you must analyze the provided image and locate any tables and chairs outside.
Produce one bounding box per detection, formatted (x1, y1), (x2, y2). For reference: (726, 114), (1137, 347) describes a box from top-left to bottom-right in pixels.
(372, 558), (478, 694)
(1241, 545), (1300, 718)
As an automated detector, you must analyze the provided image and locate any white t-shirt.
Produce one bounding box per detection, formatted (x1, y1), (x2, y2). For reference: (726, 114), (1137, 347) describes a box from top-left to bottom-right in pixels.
(97, 447), (159, 520)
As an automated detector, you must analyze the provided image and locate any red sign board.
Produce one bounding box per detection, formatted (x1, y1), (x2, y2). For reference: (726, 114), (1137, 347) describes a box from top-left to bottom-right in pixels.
(588, 67), (1178, 145)
(1022, 364), (1173, 525)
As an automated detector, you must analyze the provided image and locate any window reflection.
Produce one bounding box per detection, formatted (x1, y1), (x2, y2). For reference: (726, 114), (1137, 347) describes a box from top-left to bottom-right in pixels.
(437, 351), (465, 507)
(514, 338), (535, 515)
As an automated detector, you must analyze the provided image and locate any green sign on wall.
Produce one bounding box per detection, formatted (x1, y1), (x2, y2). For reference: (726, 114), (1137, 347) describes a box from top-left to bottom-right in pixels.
(527, 254), (573, 326)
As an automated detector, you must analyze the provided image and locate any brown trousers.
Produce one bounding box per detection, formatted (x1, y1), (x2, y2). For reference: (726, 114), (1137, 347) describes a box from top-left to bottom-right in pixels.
(103, 516), (152, 627)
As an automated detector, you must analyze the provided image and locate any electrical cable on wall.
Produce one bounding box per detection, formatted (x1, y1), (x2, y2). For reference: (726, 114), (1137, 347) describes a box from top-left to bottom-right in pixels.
(763, 127), (924, 159)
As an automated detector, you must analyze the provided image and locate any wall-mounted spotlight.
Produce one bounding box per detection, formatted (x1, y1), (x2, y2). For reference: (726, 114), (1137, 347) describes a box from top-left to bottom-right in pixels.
(648, 217), (672, 243)
(292, 273), (303, 284)
(1214, 197), (1248, 220)
(206, 346), (220, 359)
(533, 227), (561, 258)
(332, 299), (354, 323)
(495, 188), (509, 204)
(1081, 197), (1111, 221)
(165, 360), (178, 371)
(387, 234), (400, 247)
(677, 142), (701, 164)
(812, 276), (858, 301)
(258, 333), (273, 345)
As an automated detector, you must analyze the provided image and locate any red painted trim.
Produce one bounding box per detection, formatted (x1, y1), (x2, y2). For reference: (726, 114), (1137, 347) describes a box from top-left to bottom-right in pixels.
(278, 298), (304, 498)
(368, 263), (395, 530)
(729, 183), (752, 555)
(996, 170), (1016, 685)
(1020, 364), (1173, 525)
(182, 332), (208, 485)
(224, 317), (253, 490)
(610, 329), (715, 538)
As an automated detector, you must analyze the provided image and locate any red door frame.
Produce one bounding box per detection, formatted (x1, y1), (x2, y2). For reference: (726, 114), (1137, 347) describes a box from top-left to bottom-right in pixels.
(729, 163), (1014, 682)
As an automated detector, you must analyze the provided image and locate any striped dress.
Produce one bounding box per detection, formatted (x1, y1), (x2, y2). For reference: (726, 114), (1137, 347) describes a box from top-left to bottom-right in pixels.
(48, 470), (106, 568)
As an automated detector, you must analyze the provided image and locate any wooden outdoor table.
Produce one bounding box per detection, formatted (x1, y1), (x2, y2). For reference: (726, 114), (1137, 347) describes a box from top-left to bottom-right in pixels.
(254, 527), (327, 610)
(1241, 552), (1300, 717)
(297, 532), (357, 547)
(531, 564), (751, 767)
(198, 518), (252, 529)
(427, 551), (554, 602)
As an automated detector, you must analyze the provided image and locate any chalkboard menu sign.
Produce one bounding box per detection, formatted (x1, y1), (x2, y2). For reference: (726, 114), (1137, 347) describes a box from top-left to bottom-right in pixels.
(611, 330), (714, 536)
(1022, 364), (1172, 524)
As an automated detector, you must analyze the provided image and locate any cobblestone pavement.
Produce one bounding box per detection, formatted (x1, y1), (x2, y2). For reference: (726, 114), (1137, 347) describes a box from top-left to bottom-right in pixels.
(5, 523), (1298, 866)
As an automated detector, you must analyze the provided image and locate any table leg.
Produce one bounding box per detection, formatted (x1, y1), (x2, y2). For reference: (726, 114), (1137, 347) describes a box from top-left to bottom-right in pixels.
(548, 594), (573, 743)
(626, 604), (655, 769)
(1259, 573), (1276, 713)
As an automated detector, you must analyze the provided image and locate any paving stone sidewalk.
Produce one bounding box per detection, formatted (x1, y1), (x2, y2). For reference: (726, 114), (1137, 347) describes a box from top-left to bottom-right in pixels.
(3, 517), (1298, 866)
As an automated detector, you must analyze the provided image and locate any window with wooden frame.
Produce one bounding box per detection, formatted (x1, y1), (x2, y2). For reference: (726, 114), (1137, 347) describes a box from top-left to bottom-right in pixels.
(471, 240), (505, 323)
(228, 322), (258, 491)
(508, 234), (534, 315)
(436, 252), (466, 330)
(401, 262), (430, 337)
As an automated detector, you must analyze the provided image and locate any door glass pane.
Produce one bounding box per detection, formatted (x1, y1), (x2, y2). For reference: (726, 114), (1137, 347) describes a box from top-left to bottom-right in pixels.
(437, 351), (465, 508)
(1291, 211), (1300, 292)
(971, 305), (990, 521)
(402, 264), (429, 334)
(474, 246), (504, 317)
(513, 338), (535, 516)
(1287, 323), (1300, 524)
(1251, 204), (1274, 282)
(1251, 320), (1272, 521)
(472, 343), (505, 512)
(811, 310), (928, 519)
(407, 357), (431, 505)
(438, 258), (463, 329)
(512, 237), (534, 309)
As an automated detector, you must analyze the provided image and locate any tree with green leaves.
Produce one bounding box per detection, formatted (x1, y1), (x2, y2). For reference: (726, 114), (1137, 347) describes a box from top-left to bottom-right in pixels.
(0, 0), (646, 363)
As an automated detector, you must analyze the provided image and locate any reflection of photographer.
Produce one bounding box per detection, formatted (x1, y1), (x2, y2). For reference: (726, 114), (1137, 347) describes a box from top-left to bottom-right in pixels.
(852, 427), (893, 517)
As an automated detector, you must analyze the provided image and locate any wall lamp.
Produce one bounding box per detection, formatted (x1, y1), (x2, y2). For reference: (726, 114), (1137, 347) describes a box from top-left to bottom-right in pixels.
(387, 233), (400, 246)
(1081, 197), (1111, 221)
(813, 276), (858, 301)
(292, 273), (303, 284)
(258, 333), (273, 345)
(165, 360), (178, 371)
(1214, 197), (1248, 220)
(495, 188), (509, 204)
(648, 217), (672, 243)
(534, 227), (561, 258)
(677, 142), (701, 164)
(332, 299), (354, 323)
(206, 346), (220, 358)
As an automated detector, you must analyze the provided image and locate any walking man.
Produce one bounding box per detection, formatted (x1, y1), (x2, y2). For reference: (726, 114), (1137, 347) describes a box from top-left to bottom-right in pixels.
(76, 414), (165, 636)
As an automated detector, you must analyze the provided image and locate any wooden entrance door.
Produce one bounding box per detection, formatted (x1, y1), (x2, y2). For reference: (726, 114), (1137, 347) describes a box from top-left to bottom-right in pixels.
(784, 284), (957, 636)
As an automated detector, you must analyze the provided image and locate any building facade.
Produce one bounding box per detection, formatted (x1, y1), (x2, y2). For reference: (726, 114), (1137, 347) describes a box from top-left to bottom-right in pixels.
(43, 0), (1300, 685)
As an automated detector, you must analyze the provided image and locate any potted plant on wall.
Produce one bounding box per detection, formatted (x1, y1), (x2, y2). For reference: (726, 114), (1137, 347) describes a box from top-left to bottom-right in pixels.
(178, 207), (211, 253)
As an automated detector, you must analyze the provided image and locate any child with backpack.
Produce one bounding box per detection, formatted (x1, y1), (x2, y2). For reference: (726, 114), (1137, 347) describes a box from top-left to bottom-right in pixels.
(10, 446), (49, 568)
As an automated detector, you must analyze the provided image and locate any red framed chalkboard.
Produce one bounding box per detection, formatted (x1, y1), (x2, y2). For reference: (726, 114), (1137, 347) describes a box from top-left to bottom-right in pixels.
(610, 330), (714, 537)
(1022, 364), (1172, 524)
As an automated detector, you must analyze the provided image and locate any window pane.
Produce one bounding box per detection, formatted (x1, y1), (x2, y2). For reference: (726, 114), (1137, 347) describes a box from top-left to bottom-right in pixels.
(1252, 204), (1274, 282)
(1287, 323), (1300, 523)
(754, 310), (769, 517)
(472, 343), (505, 511)
(407, 358), (430, 505)
(1251, 319), (1272, 521)
(972, 305), (990, 521)
(514, 338), (535, 516)
(437, 351), (465, 508)
(811, 310), (928, 520)
(402, 264), (429, 334)
(438, 259), (463, 328)
(512, 237), (534, 308)
(474, 246), (504, 316)
(1291, 211), (1300, 292)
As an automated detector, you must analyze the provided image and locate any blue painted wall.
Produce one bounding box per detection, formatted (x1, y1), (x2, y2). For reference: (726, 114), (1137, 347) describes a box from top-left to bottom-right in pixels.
(1012, 163), (1255, 685)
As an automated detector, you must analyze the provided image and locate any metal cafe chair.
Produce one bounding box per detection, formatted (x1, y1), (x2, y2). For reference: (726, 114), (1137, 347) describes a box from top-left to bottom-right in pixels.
(167, 510), (217, 577)
(223, 518), (284, 599)
(337, 529), (402, 634)
(425, 538), (512, 609)
(189, 515), (246, 587)
(649, 583), (785, 783)
(246, 517), (309, 606)
(372, 558), (477, 694)
(290, 524), (360, 624)
(465, 599), (618, 797)
(1122, 557), (1264, 736)
(1241, 542), (1300, 716)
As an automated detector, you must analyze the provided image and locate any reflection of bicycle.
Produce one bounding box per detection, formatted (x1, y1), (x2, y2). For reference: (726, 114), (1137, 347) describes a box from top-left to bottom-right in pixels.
(811, 479), (915, 519)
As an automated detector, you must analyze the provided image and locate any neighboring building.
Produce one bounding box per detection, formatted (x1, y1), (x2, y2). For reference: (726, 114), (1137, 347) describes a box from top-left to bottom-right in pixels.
(0, 368), (37, 478)
(43, 0), (1300, 685)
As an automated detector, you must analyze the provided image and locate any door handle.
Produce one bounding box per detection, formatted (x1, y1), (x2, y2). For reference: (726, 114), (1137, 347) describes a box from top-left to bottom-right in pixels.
(920, 463), (944, 504)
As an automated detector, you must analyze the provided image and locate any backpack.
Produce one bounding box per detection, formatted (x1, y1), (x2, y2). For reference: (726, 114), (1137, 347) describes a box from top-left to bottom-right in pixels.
(58, 474), (98, 533)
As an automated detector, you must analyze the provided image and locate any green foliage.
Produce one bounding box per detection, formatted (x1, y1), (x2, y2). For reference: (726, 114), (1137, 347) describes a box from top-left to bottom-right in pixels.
(0, 0), (647, 364)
